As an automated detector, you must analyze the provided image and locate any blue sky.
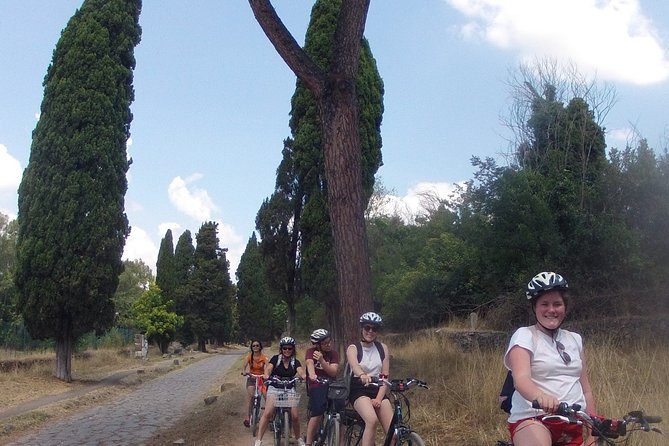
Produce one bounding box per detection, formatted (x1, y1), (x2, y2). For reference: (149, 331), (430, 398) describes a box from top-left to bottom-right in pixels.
(1, 0), (668, 276)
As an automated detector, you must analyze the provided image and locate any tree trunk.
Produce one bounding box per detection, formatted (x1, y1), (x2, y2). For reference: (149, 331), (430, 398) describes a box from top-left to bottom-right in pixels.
(320, 82), (373, 346)
(55, 325), (73, 383)
(198, 338), (207, 352)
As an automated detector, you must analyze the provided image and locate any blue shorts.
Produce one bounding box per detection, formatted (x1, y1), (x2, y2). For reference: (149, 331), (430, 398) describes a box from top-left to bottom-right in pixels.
(308, 385), (328, 417)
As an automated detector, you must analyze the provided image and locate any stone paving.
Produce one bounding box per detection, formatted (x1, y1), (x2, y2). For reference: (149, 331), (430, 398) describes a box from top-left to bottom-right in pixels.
(7, 352), (242, 446)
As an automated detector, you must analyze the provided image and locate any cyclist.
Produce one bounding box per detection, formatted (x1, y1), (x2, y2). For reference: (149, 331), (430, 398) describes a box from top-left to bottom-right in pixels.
(504, 272), (597, 446)
(345, 312), (392, 446)
(255, 336), (307, 446)
(305, 328), (340, 446)
(243, 339), (268, 427)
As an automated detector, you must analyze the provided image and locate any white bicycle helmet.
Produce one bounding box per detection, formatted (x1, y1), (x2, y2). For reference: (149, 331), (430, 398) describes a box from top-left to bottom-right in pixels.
(359, 312), (383, 326)
(279, 336), (296, 347)
(526, 272), (568, 299)
(310, 329), (330, 344)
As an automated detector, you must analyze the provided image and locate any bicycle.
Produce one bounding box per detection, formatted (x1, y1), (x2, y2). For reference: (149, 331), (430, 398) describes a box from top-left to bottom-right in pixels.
(342, 377), (429, 446)
(310, 377), (348, 446)
(265, 376), (303, 446)
(243, 372), (265, 437)
(495, 401), (663, 446)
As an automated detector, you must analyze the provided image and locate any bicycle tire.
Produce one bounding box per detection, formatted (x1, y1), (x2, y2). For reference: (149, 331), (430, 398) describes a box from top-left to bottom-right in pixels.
(280, 410), (291, 446)
(250, 397), (260, 437)
(273, 411), (282, 446)
(397, 431), (426, 446)
(325, 415), (340, 446)
(344, 421), (364, 446)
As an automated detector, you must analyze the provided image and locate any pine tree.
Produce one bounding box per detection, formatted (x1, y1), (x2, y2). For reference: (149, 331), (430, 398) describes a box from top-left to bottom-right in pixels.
(15, 0), (141, 381)
(255, 0), (383, 342)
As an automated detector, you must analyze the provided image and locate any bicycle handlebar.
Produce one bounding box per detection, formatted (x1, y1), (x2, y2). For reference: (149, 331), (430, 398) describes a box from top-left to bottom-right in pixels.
(264, 376), (303, 387)
(362, 376), (429, 391)
(531, 401), (663, 438)
(242, 372), (265, 379)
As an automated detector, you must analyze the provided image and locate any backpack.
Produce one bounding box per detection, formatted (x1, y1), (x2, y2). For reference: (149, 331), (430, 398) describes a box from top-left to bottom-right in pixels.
(499, 325), (538, 413)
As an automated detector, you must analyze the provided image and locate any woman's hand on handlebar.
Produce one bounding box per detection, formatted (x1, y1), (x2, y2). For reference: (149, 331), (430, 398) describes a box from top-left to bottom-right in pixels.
(532, 392), (560, 413)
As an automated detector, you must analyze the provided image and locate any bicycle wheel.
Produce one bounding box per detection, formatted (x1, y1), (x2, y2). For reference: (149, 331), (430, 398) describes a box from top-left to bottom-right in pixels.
(280, 410), (291, 446)
(325, 415), (340, 446)
(397, 431), (426, 446)
(250, 397), (260, 437)
(344, 421), (364, 446)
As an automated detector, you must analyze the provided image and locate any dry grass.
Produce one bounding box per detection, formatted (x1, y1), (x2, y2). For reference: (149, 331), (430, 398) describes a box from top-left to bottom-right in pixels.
(388, 329), (668, 446)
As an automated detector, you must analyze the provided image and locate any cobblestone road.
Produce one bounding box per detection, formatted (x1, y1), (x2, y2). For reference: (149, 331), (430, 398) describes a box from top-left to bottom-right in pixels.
(7, 352), (241, 446)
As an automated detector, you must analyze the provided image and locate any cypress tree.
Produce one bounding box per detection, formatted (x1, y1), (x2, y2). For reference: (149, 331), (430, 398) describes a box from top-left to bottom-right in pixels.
(15, 0), (141, 381)
(173, 230), (195, 344)
(189, 222), (234, 351)
(155, 229), (176, 302)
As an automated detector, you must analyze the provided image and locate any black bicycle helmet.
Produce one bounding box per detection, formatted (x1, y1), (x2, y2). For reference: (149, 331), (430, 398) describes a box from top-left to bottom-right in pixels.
(279, 336), (296, 347)
(359, 312), (383, 326)
(526, 272), (568, 299)
(310, 329), (330, 344)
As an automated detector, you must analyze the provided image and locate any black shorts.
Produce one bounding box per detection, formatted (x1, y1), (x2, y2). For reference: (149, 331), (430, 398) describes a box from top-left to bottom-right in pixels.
(308, 385), (328, 417)
(348, 380), (388, 405)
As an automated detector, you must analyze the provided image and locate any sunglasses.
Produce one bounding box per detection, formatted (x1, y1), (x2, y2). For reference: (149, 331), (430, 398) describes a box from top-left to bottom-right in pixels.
(362, 325), (378, 332)
(281, 346), (294, 351)
(555, 340), (571, 365)
(252, 344), (261, 348)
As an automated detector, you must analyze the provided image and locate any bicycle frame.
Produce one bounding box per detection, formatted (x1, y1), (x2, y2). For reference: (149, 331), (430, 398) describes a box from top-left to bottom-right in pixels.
(313, 378), (344, 446)
(343, 377), (428, 446)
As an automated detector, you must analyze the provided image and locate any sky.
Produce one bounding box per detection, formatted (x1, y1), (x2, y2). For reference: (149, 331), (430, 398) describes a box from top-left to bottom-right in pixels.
(1, 0), (668, 277)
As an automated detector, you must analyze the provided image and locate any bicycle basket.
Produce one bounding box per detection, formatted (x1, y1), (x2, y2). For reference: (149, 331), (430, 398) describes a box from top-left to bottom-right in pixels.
(274, 391), (301, 407)
(327, 381), (349, 401)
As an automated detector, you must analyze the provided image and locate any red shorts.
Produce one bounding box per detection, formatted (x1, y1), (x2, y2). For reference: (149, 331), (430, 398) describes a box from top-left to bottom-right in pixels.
(509, 416), (583, 446)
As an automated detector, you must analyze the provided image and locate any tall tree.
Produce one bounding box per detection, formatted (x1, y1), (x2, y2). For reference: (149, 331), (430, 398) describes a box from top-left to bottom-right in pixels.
(173, 230), (195, 344)
(131, 282), (183, 354)
(188, 222), (234, 351)
(155, 229), (176, 302)
(14, 0), (141, 382)
(236, 232), (281, 341)
(112, 259), (153, 328)
(250, 0), (379, 343)
(0, 214), (19, 324)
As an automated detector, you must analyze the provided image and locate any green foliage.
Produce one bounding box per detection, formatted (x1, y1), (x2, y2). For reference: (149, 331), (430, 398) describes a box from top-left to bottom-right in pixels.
(186, 222), (235, 349)
(236, 233), (283, 341)
(155, 229), (176, 301)
(173, 230), (195, 344)
(14, 0), (141, 356)
(131, 282), (183, 353)
(256, 0), (384, 338)
(0, 214), (18, 323)
(112, 259), (153, 328)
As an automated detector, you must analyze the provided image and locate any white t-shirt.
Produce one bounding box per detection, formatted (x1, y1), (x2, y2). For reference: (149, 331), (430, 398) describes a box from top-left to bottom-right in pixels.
(357, 342), (383, 377)
(504, 326), (586, 422)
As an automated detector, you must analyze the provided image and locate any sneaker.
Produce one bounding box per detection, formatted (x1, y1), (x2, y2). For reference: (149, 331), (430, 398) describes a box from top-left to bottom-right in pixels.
(298, 438), (306, 446)
(254, 440), (262, 446)
(243, 419), (250, 428)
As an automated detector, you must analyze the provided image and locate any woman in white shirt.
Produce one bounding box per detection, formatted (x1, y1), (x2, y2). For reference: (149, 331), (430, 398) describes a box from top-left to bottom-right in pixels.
(505, 272), (597, 446)
(346, 312), (391, 446)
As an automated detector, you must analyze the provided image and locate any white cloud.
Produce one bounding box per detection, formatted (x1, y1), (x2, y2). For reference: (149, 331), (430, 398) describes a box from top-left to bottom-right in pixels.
(373, 181), (464, 223)
(123, 225), (159, 273)
(607, 127), (635, 147)
(167, 174), (218, 221)
(0, 144), (22, 192)
(0, 144), (22, 218)
(158, 222), (182, 239)
(446, 0), (669, 85)
(215, 220), (245, 278)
